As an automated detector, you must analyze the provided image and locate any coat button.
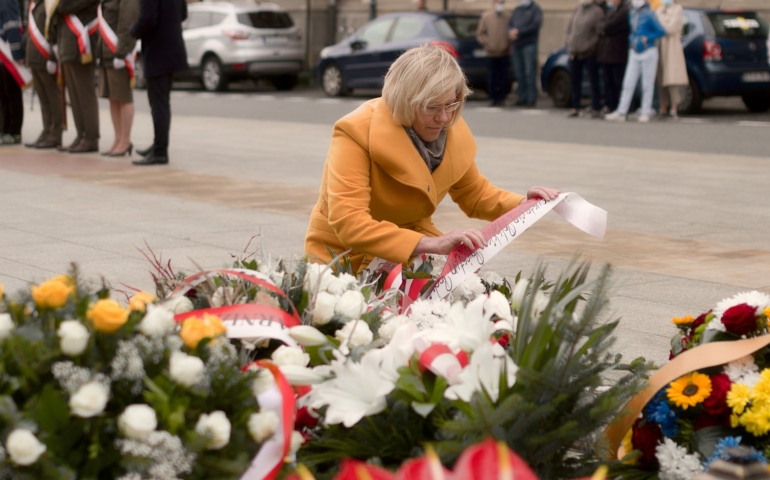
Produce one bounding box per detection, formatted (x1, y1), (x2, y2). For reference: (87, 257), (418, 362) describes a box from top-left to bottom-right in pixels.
(427, 185), (431, 191)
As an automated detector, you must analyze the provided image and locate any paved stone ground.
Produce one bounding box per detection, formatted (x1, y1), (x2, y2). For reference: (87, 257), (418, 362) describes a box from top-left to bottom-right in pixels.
(1, 100), (769, 366)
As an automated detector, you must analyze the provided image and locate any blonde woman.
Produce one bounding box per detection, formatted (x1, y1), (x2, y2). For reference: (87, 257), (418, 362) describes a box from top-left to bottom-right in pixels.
(304, 45), (559, 272)
(656, 0), (687, 118)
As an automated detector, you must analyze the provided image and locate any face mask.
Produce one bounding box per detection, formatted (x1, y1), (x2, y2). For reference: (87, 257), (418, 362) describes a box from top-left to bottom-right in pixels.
(631, 0), (644, 8)
(495, 2), (505, 12)
(606, 1), (615, 8)
(661, 0), (673, 5)
(519, 0), (531, 5)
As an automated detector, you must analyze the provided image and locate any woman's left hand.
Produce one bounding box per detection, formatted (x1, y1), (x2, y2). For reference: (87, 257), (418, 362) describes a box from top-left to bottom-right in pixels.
(526, 186), (561, 202)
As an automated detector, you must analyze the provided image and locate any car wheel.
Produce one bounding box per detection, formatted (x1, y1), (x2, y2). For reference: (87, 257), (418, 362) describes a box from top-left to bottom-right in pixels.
(678, 76), (702, 114)
(133, 54), (146, 90)
(201, 55), (227, 92)
(548, 69), (571, 108)
(271, 74), (298, 91)
(741, 94), (770, 113)
(321, 64), (349, 97)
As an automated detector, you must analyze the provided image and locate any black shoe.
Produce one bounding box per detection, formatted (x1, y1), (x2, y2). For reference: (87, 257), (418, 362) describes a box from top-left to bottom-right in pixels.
(132, 154), (168, 166)
(109, 143), (133, 157)
(135, 145), (153, 156)
(58, 139), (81, 152)
(35, 139), (61, 149)
(514, 100), (526, 106)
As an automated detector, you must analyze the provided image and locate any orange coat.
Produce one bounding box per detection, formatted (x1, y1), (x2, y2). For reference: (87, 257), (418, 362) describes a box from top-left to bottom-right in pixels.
(304, 98), (525, 272)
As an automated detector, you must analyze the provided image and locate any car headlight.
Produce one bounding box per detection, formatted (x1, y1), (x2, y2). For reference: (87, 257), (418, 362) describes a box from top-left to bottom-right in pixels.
(320, 46), (331, 59)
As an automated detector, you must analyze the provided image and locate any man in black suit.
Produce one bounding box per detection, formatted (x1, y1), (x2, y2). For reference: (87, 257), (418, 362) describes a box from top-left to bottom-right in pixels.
(129, 0), (188, 165)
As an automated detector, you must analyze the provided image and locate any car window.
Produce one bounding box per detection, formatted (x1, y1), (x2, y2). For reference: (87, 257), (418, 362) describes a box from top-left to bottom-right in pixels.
(357, 18), (395, 46)
(706, 12), (769, 39)
(434, 16), (479, 40)
(390, 17), (425, 42)
(185, 11), (211, 30)
(211, 13), (227, 26)
(237, 11), (294, 29)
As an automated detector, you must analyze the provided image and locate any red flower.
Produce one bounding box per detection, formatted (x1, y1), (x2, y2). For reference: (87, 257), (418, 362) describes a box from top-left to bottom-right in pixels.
(295, 406), (319, 430)
(631, 418), (662, 469)
(721, 304), (758, 336)
(703, 373), (732, 416)
(691, 311), (710, 331)
(497, 333), (511, 348)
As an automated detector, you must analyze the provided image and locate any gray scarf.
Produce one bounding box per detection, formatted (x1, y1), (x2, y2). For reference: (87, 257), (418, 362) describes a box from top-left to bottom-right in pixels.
(405, 128), (447, 173)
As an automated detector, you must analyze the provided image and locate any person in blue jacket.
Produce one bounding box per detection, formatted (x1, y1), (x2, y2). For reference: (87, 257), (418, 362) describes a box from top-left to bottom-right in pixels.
(604, 0), (665, 123)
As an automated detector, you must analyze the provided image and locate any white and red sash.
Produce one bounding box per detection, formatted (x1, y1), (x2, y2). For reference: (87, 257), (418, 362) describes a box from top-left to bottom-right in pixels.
(28, 2), (52, 60)
(63, 13), (98, 64)
(0, 38), (33, 87)
(96, 5), (136, 86)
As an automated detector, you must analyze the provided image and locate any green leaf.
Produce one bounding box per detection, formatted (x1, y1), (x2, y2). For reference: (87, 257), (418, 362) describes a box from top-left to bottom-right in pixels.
(36, 384), (71, 431)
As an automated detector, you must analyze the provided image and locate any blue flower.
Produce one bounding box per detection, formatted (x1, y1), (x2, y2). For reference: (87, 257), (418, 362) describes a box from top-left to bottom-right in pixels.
(704, 436), (767, 469)
(644, 390), (679, 437)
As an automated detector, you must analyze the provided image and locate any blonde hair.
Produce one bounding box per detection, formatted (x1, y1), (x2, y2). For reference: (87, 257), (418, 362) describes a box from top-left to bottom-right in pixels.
(382, 44), (472, 128)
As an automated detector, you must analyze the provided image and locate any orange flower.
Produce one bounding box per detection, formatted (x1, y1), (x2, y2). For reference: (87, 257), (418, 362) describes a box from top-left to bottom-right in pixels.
(31, 277), (75, 309)
(671, 315), (694, 326)
(87, 299), (129, 333)
(179, 314), (227, 350)
(129, 292), (157, 312)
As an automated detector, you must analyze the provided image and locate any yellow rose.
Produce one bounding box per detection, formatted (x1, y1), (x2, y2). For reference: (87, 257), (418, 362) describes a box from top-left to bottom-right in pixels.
(129, 292), (157, 312)
(31, 278), (75, 309)
(179, 314), (227, 350)
(0, 283), (4, 299)
(87, 299), (129, 333)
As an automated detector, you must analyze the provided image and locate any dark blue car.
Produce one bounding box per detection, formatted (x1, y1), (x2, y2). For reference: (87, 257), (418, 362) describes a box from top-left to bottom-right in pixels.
(316, 12), (497, 97)
(541, 8), (770, 113)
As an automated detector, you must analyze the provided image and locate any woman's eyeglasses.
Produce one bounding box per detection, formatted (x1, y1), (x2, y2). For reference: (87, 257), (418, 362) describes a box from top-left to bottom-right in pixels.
(422, 100), (464, 116)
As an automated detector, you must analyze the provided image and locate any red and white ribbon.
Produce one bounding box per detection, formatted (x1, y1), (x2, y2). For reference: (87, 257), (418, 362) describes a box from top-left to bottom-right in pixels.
(241, 361), (296, 480)
(416, 342), (469, 384)
(97, 5), (136, 84)
(426, 192), (606, 300)
(0, 38), (32, 87)
(28, 2), (51, 60)
(63, 14), (97, 63)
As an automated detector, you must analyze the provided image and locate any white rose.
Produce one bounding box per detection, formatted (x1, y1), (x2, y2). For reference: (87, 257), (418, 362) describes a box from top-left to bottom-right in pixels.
(326, 273), (357, 296)
(311, 291), (337, 326)
(334, 320), (373, 354)
(248, 411), (279, 443)
(57, 320), (90, 356)
(271, 345), (310, 367)
(6, 429), (46, 466)
(288, 325), (328, 347)
(303, 264), (336, 293)
(377, 315), (409, 342)
(118, 404), (158, 440)
(0, 313), (14, 340)
(69, 382), (109, 418)
(169, 351), (205, 388)
(195, 411), (231, 450)
(252, 368), (275, 396)
(138, 304), (176, 337)
(334, 290), (366, 319)
(163, 295), (193, 314)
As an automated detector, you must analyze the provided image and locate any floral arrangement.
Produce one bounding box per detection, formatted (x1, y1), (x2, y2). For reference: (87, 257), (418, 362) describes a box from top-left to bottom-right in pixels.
(615, 291), (770, 480)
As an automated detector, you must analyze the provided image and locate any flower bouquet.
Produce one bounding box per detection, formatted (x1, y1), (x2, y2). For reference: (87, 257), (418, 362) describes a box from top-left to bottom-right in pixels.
(612, 291), (770, 480)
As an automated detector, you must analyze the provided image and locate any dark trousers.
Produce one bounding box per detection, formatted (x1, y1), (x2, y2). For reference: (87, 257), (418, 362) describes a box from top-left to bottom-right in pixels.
(511, 42), (538, 105)
(64, 61), (99, 141)
(0, 63), (23, 135)
(487, 56), (509, 104)
(32, 68), (62, 143)
(569, 54), (601, 111)
(601, 62), (625, 112)
(147, 74), (172, 157)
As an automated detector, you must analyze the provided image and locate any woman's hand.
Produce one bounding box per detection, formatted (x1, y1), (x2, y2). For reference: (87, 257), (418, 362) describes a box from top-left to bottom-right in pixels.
(526, 186), (561, 202)
(413, 228), (487, 256)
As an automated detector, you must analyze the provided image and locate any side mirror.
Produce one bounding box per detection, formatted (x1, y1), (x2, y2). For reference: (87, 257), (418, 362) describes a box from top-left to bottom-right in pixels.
(350, 39), (367, 51)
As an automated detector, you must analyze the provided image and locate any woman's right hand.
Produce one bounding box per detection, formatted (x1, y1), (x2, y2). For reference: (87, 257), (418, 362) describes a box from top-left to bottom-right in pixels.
(413, 229), (487, 256)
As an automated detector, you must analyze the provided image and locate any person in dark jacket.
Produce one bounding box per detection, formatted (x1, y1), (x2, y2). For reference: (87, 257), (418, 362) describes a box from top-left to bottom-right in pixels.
(130, 0), (187, 165)
(24, 0), (61, 149)
(596, 0), (630, 113)
(0, 0), (24, 145)
(564, 0), (605, 118)
(508, 0), (542, 107)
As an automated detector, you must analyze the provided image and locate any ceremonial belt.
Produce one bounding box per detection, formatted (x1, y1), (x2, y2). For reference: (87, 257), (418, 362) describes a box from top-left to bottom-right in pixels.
(28, 2), (52, 60)
(0, 38), (33, 87)
(63, 13), (98, 64)
(96, 5), (136, 86)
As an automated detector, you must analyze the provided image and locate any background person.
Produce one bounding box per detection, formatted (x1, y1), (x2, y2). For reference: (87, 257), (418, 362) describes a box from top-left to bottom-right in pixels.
(476, 0), (511, 107)
(98, 0), (140, 157)
(605, 0), (665, 123)
(130, 0), (187, 165)
(565, 0), (604, 118)
(304, 45), (559, 272)
(0, 0), (24, 145)
(596, 0), (630, 114)
(508, 0), (543, 107)
(655, 0), (687, 119)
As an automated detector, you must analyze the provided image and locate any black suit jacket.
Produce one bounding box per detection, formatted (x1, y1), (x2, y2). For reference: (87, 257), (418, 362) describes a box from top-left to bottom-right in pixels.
(130, 0), (187, 78)
(597, 0), (631, 65)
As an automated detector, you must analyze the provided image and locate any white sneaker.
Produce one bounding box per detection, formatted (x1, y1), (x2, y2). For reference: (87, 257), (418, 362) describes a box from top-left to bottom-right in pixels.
(604, 111), (626, 122)
(638, 114), (650, 123)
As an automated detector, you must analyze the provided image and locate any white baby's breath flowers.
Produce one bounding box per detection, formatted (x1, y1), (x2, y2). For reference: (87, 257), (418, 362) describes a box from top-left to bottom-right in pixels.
(137, 304), (176, 337)
(334, 320), (373, 355)
(118, 404), (158, 440)
(271, 345), (310, 367)
(195, 411), (231, 450)
(163, 295), (194, 315)
(6, 429), (46, 466)
(334, 290), (367, 319)
(0, 313), (14, 340)
(169, 351), (205, 388)
(311, 291), (337, 326)
(57, 320), (90, 356)
(288, 325), (327, 347)
(70, 381), (110, 418)
(248, 411), (279, 443)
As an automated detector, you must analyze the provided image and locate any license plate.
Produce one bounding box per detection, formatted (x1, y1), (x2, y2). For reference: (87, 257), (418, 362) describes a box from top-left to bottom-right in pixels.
(742, 71), (770, 83)
(473, 49), (488, 58)
(263, 36), (288, 45)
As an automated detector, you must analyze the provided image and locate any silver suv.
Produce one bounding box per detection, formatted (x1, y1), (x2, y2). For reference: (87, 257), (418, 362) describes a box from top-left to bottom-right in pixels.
(179, 1), (304, 91)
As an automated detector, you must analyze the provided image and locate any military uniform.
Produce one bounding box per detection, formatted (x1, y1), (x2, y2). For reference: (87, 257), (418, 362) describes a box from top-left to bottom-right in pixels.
(25, 1), (62, 148)
(97, 0), (139, 103)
